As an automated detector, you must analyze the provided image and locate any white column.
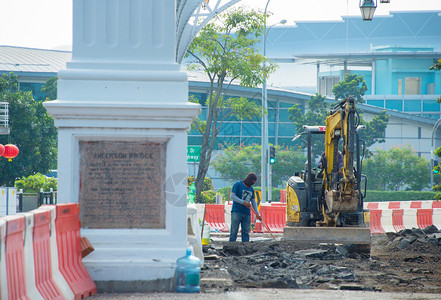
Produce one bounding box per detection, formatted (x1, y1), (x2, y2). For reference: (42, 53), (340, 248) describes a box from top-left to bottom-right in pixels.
(44, 0), (200, 292)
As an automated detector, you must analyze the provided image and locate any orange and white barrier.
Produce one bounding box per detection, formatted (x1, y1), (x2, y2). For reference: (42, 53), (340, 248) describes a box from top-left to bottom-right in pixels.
(23, 212), (45, 300)
(32, 209), (65, 299)
(0, 204), (96, 300)
(4, 215), (28, 300)
(365, 200), (440, 210)
(365, 201), (441, 234)
(52, 204), (97, 299)
(253, 203), (286, 233)
(204, 204), (229, 232)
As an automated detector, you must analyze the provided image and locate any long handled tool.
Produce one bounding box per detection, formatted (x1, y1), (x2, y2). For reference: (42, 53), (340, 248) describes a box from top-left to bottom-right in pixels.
(250, 207), (277, 242)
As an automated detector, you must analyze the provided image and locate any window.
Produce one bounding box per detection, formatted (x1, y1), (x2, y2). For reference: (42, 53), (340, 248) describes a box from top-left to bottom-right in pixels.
(404, 100), (421, 112)
(398, 79), (402, 95)
(427, 83), (435, 95)
(404, 77), (421, 95)
(19, 82), (45, 100)
(319, 76), (339, 96)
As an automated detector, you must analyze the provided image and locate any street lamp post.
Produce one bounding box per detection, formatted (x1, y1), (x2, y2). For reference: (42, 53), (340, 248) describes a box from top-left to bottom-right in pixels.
(264, 20), (285, 202)
(261, 0), (285, 203)
(261, 0), (271, 204)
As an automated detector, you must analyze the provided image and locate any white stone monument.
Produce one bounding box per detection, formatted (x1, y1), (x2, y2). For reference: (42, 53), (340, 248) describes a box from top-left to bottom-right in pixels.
(44, 0), (200, 292)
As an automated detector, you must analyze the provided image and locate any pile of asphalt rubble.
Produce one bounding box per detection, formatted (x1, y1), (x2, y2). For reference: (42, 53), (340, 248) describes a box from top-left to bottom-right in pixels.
(384, 225), (441, 250)
(201, 225), (441, 291)
(203, 241), (368, 290)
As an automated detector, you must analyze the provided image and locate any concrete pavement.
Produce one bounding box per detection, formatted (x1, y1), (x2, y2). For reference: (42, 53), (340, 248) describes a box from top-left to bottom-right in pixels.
(90, 288), (441, 299)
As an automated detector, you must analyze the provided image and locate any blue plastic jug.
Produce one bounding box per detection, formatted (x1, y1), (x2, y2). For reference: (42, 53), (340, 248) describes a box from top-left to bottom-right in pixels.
(175, 247), (201, 293)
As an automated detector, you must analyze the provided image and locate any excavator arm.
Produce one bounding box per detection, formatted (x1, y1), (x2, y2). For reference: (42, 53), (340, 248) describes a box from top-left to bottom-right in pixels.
(322, 97), (360, 216)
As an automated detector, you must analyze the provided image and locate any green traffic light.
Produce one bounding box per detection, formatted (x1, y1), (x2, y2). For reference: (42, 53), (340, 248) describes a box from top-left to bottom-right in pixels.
(270, 158), (276, 164)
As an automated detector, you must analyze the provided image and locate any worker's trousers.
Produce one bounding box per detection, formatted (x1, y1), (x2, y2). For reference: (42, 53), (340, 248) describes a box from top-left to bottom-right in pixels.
(229, 212), (251, 242)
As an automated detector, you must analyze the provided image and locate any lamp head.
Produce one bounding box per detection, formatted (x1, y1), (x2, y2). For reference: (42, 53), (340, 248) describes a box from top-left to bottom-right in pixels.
(359, 0), (377, 21)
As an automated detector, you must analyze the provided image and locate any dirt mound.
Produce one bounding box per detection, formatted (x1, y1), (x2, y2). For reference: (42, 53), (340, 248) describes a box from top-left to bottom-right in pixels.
(201, 229), (441, 294)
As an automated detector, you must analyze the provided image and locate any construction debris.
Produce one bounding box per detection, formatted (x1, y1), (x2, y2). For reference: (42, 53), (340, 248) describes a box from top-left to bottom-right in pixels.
(200, 229), (441, 294)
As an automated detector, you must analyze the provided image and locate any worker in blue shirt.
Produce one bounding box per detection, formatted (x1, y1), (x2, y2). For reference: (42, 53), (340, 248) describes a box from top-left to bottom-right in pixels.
(229, 172), (262, 242)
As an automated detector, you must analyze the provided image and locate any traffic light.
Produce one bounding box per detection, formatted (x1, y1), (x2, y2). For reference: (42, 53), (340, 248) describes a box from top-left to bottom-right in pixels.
(269, 146), (276, 164)
(434, 160), (439, 174)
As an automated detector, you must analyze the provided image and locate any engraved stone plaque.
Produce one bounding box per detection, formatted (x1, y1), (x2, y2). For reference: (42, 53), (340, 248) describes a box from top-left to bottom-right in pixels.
(79, 141), (166, 229)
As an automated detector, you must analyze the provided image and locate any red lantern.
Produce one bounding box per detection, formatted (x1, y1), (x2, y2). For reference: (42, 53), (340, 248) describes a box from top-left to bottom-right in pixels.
(0, 144), (4, 156)
(3, 144), (19, 161)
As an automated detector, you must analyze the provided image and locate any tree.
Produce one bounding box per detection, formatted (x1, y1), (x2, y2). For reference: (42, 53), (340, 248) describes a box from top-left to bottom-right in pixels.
(363, 145), (430, 191)
(212, 144), (305, 187)
(359, 111), (389, 155)
(41, 77), (57, 100)
(269, 145), (307, 186)
(332, 73), (368, 103)
(211, 144), (261, 185)
(186, 7), (276, 202)
(0, 73), (57, 186)
(288, 92), (389, 156)
(288, 93), (330, 154)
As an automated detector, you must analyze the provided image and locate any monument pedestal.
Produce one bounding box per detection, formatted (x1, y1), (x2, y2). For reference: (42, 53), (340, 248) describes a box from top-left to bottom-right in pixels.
(44, 0), (200, 292)
(45, 99), (199, 291)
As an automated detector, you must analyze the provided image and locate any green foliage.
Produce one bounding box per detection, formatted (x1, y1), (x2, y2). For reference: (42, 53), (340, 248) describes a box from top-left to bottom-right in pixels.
(363, 145), (430, 191)
(200, 190), (217, 204)
(359, 111), (390, 155)
(288, 93), (329, 153)
(211, 144), (261, 184)
(14, 173), (57, 194)
(41, 77), (57, 100)
(432, 147), (441, 196)
(188, 176), (213, 192)
(0, 73), (58, 186)
(212, 144), (305, 187)
(332, 74), (368, 104)
(186, 7), (276, 202)
(269, 146), (307, 186)
(216, 186), (231, 202)
(364, 191), (437, 202)
(288, 92), (388, 155)
(187, 176), (217, 204)
(430, 58), (441, 71)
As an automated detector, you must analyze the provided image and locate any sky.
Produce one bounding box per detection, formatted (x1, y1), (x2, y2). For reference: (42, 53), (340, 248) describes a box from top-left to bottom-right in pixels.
(1, 0), (441, 50)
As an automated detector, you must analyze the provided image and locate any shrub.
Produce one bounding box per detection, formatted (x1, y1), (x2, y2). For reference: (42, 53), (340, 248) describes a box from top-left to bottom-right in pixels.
(364, 190), (437, 202)
(188, 176), (213, 192)
(201, 190), (217, 204)
(15, 173), (57, 194)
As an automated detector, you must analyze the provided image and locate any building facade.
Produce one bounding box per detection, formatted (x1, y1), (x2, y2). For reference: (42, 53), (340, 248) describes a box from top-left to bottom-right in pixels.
(1, 10), (440, 188)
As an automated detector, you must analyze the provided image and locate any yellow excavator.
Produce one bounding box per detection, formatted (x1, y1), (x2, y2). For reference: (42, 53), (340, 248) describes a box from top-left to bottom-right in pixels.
(284, 96), (370, 252)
